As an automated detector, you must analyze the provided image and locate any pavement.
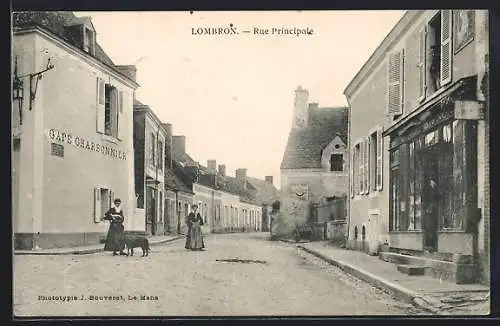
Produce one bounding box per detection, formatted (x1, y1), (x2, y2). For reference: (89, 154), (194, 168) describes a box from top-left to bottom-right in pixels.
(14, 235), (185, 255)
(14, 233), (431, 317)
(295, 241), (491, 316)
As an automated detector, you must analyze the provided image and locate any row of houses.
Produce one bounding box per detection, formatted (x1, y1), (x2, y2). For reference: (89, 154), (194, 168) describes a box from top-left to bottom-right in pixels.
(11, 11), (280, 250)
(280, 10), (489, 285)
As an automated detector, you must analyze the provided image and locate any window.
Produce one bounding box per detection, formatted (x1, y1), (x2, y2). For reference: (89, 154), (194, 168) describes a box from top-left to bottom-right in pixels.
(96, 78), (123, 139)
(454, 10), (475, 53)
(150, 133), (156, 166)
(158, 140), (164, 171)
(83, 27), (96, 55)
(330, 154), (343, 171)
(427, 10), (453, 94)
(368, 129), (384, 192)
(51, 143), (64, 158)
(94, 187), (113, 223)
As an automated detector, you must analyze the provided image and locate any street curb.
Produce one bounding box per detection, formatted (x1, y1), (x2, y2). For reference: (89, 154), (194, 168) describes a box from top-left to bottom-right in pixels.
(297, 245), (448, 315)
(14, 236), (185, 256)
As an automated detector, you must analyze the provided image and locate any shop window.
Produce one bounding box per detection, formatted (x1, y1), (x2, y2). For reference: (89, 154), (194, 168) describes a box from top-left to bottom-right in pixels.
(330, 154), (343, 171)
(50, 143), (64, 158)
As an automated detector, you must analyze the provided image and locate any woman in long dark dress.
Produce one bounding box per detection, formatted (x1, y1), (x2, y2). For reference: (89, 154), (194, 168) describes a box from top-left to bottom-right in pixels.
(104, 198), (127, 256)
(185, 204), (205, 251)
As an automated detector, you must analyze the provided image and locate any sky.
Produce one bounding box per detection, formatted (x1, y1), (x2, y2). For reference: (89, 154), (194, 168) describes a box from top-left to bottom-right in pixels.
(75, 10), (405, 189)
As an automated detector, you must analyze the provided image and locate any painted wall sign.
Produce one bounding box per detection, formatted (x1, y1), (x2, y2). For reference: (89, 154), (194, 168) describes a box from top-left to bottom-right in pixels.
(47, 128), (127, 160)
(454, 100), (484, 120)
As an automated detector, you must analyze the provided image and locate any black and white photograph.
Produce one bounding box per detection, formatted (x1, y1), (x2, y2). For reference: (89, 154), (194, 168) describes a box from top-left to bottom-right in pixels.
(11, 9), (491, 317)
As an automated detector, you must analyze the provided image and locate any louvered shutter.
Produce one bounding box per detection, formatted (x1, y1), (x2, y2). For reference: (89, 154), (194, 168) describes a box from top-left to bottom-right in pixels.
(96, 78), (105, 133)
(350, 148), (355, 198)
(387, 50), (404, 116)
(110, 89), (118, 138)
(377, 130), (383, 190)
(359, 142), (365, 194)
(365, 137), (370, 193)
(418, 27), (427, 101)
(117, 90), (124, 140)
(94, 187), (101, 222)
(440, 10), (453, 85)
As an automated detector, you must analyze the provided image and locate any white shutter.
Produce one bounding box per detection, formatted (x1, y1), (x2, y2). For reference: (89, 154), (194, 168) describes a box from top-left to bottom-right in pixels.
(418, 26), (427, 102)
(350, 148), (355, 198)
(117, 90), (124, 140)
(96, 78), (105, 133)
(365, 137), (370, 193)
(376, 130), (383, 191)
(94, 187), (101, 223)
(440, 10), (453, 85)
(359, 141), (365, 195)
(111, 88), (118, 138)
(387, 50), (404, 116)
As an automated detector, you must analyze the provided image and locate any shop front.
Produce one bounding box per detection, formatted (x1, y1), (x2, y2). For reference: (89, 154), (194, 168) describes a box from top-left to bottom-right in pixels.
(384, 77), (483, 282)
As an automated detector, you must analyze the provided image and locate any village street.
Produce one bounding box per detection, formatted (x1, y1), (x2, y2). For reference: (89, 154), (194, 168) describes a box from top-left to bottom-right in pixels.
(13, 233), (428, 317)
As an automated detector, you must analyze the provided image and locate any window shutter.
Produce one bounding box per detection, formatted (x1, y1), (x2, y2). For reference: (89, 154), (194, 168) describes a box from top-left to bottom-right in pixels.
(377, 130), (383, 190)
(387, 50), (404, 116)
(418, 26), (427, 102)
(365, 137), (370, 193)
(109, 190), (113, 210)
(110, 88), (118, 138)
(359, 141), (365, 194)
(440, 10), (453, 85)
(350, 148), (355, 198)
(94, 187), (101, 223)
(117, 90), (124, 140)
(96, 78), (105, 133)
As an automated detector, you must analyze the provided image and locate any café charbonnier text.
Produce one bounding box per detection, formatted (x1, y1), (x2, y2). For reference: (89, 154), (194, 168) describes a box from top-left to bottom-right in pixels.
(48, 128), (127, 160)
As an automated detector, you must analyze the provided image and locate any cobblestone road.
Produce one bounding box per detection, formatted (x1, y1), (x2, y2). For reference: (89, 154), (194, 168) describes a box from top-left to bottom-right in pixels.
(14, 233), (429, 317)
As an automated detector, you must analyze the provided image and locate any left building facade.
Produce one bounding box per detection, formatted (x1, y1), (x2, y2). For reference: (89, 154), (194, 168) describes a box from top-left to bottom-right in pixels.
(12, 12), (141, 249)
(133, 99), (167, 236)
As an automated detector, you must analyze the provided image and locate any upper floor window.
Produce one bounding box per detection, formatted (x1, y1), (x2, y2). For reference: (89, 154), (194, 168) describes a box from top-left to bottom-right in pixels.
(420, 10), (453, 100)
(330, 154), (343, 172)
(150, 132), (156, 166)
(158, 140), (164, 171)
(83, 27), (96, 55)
(97, 78), (123, 139)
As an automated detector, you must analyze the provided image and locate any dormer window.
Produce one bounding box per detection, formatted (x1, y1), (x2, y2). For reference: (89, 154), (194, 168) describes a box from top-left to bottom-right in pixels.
(330, 154), (343, 172)
(83, 27), (96, 55)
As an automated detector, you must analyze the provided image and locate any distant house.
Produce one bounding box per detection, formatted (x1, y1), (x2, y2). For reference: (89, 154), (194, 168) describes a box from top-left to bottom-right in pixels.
(133, 99), (167, 236)
(280, 86), (349, 223)
(247, 176), (281, 231)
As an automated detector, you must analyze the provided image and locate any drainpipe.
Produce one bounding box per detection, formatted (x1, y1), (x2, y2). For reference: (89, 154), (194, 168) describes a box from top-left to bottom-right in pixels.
(345, 96), (352, 246)
(155, 128), (160, 235)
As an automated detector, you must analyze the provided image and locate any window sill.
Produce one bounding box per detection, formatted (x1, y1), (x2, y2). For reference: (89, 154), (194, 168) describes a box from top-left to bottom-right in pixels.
(389, 230), (422, 233)
(101, 134), (120, 144)
(438, 229), (466, 233)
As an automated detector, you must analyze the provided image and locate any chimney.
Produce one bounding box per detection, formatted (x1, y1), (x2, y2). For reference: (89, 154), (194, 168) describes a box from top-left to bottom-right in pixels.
(218, 164), (226, 177)
(235, 168), (247, 182)
(116, 65), (137, 82)
(207, 159), (217, 174)
(293, 86), (309, 129)
(172, 135), (186, 158)
(162, 123), (173, 168)
(265, 176), (274, 185)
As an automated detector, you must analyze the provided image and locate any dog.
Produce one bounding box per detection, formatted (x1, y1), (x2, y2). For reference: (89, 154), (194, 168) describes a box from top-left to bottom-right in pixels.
(124, 236), (150, 257)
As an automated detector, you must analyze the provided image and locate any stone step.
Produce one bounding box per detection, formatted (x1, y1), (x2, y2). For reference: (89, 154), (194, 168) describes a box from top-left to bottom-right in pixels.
(396, 264), (426, 276)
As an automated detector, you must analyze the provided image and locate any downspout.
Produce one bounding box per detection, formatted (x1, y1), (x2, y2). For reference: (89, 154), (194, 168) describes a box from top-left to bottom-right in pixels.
(155, 127), (160, 235)
(345, 96), (352, 245)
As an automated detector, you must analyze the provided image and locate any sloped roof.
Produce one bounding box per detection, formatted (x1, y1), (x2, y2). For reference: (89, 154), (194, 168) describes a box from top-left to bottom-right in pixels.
(280, 106), (349, 170)
(164, 165), (194, 194)
(12, 11), (127, 76)
(247, 177), (281, 205)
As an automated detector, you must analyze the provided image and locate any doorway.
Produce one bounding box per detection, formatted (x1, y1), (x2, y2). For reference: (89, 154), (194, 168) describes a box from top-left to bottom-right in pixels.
(421, 143), (439, 252)
(146, 187), (157, 235)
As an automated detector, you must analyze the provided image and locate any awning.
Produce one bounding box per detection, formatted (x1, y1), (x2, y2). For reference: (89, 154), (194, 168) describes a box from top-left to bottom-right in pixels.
(383, 76), (477, 137)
